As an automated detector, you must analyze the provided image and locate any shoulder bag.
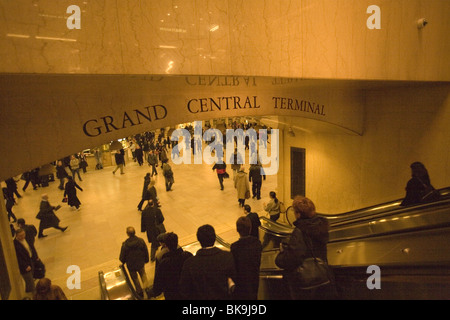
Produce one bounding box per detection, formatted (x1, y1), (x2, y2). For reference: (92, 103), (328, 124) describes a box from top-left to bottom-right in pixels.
(294, 232), (331, 290)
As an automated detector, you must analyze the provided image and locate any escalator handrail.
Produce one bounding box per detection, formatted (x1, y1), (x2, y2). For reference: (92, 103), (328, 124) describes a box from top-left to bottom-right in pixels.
(98, 270), (110, 300)
(119, 264), (143, 300)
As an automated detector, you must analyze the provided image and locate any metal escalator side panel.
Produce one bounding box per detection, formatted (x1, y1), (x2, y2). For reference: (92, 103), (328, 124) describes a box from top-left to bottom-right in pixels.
(98, 266), (136, 300)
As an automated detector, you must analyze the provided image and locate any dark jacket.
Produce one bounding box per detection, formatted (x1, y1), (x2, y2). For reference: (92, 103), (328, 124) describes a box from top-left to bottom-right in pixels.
(400, 177), (439, 206)
(115, 151), (125, 165)
(275, 216), (329, 271)
(141, 205), (165, 244)
(36, 201), (60, 229)
(179, 247), (236, 300)
(247, 212), (261, 239)
(119, 235), (149, 272)
(14, 238), (38, 274)
(22, 224), (38, 247)
(151, 248), (193, 300)
(64, 180), (83, 207)
(56, 165), (69, 179)
(230, 236), (262, 300)
(249, 164), (265, 183)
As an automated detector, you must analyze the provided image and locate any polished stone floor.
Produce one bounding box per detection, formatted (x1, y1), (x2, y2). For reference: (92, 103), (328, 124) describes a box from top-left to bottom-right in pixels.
(8, 150), (277, 299)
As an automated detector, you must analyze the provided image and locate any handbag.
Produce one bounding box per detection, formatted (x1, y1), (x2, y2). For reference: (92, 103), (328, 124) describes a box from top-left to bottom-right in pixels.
(294, 232), (331, 290)
(33, 259), (46, 279)
(245, 190), (251, 199)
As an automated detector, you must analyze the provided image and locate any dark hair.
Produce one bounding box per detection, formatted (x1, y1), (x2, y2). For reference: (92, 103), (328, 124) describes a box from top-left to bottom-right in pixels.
(236, 217), (252, 237)
(410, 162), (431, 185)
(197, 224), (216, 248)
(270, 191), (278, 204)
(244, 205), (251, 213)
(164, 232), (178, 251)
(17, 218), (25, 225)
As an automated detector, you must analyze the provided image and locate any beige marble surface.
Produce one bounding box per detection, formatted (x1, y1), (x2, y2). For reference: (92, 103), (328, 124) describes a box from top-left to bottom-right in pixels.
(0, 0), (448, 80)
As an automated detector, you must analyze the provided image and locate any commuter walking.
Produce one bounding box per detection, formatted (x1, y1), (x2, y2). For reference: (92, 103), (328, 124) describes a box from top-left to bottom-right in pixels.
(112, 149), (125, 175)
(234, 168), (250, 207)
(36, 194), (67, 238)
(56, 160), (69, 190)
(137, 173), (151, 211)
(6, 177), (22, 200)
(135, 144), (144, 166)
(119, 226), (149, 298)
(179, 224), (236, 300)
(69, 155), (82, 182)
(264, 191), (281, 222)
(64, 176), (83, 210)
(147, 232), (193, 300)
(230, 217), (262, 300)
(162, 160), (174, 191)
(3, 187), (17, 222)
(249, 162), (265, 200)
(147, 150), (158, 176)
(141, 200), (165, 261)
(212, 159), (227, 190)
(275, 196), (336, 300)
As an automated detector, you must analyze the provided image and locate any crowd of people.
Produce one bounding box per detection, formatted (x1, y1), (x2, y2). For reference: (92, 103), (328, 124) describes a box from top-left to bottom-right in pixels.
(1, 118), (442, 300)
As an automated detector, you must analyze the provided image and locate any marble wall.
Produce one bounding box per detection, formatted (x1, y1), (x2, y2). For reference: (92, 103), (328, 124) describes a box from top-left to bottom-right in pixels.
(281, 83), (450, 214)
(0, 0), (448, 80)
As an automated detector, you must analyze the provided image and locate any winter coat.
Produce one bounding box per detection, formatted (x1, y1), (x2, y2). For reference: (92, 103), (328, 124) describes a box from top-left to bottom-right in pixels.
(36, 201), (60, 229)
(151, 248), (193, 300)
(230, 236), (262, 300)
(264, 199), (281, 217)
(234, 170), (249, 199)
(249, 164), (265, 183)
(64, 180), (83, 207)
(14, 238), (38, 274)
(119, 235), (149, 272)
(56, 165), (69, 179)
(141, 205), (165, 244)
(179, 247), (236, 300)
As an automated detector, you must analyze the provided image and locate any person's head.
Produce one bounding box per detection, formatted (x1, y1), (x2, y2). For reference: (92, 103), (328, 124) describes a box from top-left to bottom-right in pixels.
(17, 218), (25, 227)
(35, 278), (52, 295)
(236, 216), (252, 237)
(67, 176), (73, 181)
(57, 160), (63, 166)
(41, 194), (49, 201)
(126, 227), (136, 237)
(164, 232), (179, 251)
(269, 191), (276, 199)
(15, 228), (26, 241)
(243, 204), (251, 214)
(410, 162), (429, 179)
(196, 224), (216, 248)
(292, 196), (316, 219)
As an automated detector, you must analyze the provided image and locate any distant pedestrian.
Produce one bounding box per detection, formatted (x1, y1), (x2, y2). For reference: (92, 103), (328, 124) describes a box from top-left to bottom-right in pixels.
(230, 217), (262, 300)
(119, 227), (149, 298)
(162, 160), (174, 191)
(64, 176), (83, 210)
(112, 149), (125, 175)
(234, 168), (250, 207)
(69, 155), (82, 182)
(400, 162), (440, 206)
(3, 187), (17, 222)
(141, 201), (165, 261)
(212, 159), (227, 190)
(249, 162), (265, 200)
(147, 150), (158, 176)
(56, 161), (69, 190)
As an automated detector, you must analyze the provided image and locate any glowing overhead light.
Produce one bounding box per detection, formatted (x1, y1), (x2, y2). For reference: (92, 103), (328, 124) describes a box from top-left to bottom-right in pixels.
(210, 25), (219, 32)
(166, 61), (174, 73)
(159, 27), (186, 33)
(159, 45), (177, 49)
(35, 36), (77, 42)
(6, 33), (30, 39)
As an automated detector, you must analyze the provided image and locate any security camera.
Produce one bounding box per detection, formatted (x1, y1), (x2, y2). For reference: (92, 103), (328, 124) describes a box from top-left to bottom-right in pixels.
(417, 18), (428, 29)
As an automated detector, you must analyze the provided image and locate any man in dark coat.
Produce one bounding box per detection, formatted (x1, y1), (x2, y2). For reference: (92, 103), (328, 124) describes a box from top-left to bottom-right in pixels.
(179, 224), (236, 300)
(36, 194), (67, 238)
(230, 217), (262, 300)
(119, 227), (149, 298)
(212, 160), (227, 190)
(141, 201), (165, 261)
(14, 228), (39, 293)
(112, 149), (125, 174)
(243, 205), (261, 239)
(17, 218), (37, 249)
(147, 232), (193, 300)
(249, 162), (265, 200)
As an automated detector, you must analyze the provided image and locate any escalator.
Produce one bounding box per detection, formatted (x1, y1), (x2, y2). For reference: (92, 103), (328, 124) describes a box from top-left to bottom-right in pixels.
(99, 264), (144, 300)
(257, 187), (450, 299)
